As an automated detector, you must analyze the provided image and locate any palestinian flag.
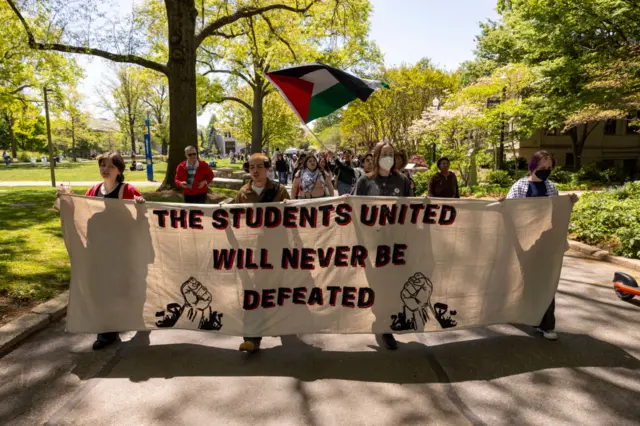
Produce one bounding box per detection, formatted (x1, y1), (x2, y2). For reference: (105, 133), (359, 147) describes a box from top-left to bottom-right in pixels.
(265, 63), (389, 124)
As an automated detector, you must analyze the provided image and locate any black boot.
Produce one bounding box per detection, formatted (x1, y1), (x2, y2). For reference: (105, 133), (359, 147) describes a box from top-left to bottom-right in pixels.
(92, 332), (119, 350)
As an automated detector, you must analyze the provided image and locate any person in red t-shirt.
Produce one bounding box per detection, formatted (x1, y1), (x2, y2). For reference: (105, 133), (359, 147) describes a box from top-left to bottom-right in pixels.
(57, 151), (146, 350)
(174, 146), (215, 204)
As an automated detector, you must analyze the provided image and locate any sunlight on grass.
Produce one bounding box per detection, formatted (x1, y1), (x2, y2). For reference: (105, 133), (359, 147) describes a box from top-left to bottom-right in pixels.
(0, 185), (237, 303)
(0, 158), (242, 181)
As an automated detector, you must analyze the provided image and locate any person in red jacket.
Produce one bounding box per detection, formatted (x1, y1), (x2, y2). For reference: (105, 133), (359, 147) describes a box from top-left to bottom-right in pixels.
(174, 145), (215, 203)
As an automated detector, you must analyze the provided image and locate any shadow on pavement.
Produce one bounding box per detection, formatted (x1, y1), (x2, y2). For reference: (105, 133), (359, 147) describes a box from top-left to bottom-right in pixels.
(71, 332), (639, 384)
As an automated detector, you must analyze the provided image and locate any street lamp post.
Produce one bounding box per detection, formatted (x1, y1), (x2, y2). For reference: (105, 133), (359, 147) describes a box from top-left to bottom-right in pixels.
(432, 97), (440, 163)
(43, 87), (56, 188)
(144, 114), (154, 182)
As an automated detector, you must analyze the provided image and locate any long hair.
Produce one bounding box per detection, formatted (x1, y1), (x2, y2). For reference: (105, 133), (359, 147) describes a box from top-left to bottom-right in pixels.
(98, 151), (126, 183)
(368, 141), (397, 178)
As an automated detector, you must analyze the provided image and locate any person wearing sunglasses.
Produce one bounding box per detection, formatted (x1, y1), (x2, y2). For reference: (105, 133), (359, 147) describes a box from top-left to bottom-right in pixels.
(175, 145), (215, 204)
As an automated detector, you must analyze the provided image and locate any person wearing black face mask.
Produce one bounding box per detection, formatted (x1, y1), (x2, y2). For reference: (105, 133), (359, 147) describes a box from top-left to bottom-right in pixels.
(506, 150), (578, 341)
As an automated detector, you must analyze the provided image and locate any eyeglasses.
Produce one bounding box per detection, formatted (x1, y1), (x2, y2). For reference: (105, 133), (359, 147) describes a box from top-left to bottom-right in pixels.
(187, 153), (197, 157)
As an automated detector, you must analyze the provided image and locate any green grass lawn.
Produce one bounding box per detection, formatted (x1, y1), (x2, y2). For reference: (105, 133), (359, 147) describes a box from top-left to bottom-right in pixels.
(0, 160), (167, 182)
(0, 185), (237, 307)
(0, 187), (72, 302)
(0, 158), (243, 182)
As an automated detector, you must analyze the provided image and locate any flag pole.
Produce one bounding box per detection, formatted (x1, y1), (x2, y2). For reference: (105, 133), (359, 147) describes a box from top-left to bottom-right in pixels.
(303, 123), (329, 152)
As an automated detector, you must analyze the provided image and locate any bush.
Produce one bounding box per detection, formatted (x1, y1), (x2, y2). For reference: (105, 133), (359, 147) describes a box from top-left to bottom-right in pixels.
(470, 184), (509, 199)
(549, 168), (572, 184)
(570, 181), (640, 259)
(17, 151), (43, 162)
(485, 170), (514, 187)
(573, 164), (605, 184)
(412, 164), (438, 195)
(458, 186), (472, 197)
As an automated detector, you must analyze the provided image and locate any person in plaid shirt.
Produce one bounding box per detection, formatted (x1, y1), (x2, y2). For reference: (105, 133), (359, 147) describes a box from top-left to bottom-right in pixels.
(175, 145), (215, 204)
(506, 150), (577, 340)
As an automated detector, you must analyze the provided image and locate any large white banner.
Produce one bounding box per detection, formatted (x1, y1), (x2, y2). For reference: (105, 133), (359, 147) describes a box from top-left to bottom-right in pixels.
(59, 194), (572, 336)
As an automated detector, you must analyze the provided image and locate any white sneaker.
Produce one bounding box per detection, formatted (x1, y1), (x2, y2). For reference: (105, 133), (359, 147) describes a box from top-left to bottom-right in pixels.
(536, 328), (558, 340)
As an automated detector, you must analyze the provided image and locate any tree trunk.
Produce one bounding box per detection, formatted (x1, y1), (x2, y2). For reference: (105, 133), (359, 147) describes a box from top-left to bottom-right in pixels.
(129, 119), (136, 154)
(251, 79), (264, 154)
(6, 114), (17, 159)
(161, 137), (168, 156)
(162, 0), (198, 190)
(569, 125), (588, 170)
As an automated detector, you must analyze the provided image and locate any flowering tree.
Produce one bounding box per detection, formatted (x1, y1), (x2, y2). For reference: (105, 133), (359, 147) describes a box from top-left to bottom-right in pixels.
(409, 103), (485, 186)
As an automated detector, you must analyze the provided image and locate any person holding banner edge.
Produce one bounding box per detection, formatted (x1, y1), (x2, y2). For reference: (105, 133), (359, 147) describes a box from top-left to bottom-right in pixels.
(57, 151), (147, 350)
(506, 150), (578, 341)
(235, 153), (290, 353)
(354, 141), (414, 350)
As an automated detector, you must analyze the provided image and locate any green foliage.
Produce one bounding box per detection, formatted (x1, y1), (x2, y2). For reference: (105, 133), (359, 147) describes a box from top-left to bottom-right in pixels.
(342, 60), (457, 153)
(219, 85), (304, 152)
(17, 151), (42, 162)
(570, 182), (640, 259)
(485, 170), (513, 187)
(573, 164), (605, 183)
(470, 185), (509, 199)
(549, 168), (571, 184)
(412, 165), (438, 196)
(472, 0), (640, 168)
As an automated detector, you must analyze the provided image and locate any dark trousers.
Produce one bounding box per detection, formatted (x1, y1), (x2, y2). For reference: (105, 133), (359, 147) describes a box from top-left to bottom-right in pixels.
(244, 337), (262, 344)
(537, 298), (556, 331)
(184, 193), (208, 204)
(97, 332), (118, 341)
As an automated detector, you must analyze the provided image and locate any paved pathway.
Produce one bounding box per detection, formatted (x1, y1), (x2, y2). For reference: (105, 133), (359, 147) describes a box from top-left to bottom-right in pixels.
(0, 252), (638, 425)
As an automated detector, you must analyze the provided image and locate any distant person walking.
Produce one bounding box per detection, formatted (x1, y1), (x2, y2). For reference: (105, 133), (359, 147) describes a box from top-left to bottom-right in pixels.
(3, 151), (10, 166)
(275, 153), (288, 184)
(330, 149), (358, 195)
(428, 157), (459, 198)
(174, 146), (214, 204)
(394, 149), (415, 194)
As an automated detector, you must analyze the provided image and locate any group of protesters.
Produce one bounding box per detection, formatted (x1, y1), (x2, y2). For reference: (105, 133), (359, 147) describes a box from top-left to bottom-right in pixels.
(57, 139), (574, 351)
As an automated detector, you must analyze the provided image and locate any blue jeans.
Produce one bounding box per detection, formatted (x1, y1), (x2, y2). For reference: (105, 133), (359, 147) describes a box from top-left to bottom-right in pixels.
(278, 171), (287, 184)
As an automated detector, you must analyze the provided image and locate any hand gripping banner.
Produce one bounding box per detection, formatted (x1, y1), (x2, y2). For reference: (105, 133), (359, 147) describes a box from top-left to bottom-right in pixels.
(59, 195), (572, 336)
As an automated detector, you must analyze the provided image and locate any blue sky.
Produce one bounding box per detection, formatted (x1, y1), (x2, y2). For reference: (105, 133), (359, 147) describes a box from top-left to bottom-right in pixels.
(78, 0), (499, 124)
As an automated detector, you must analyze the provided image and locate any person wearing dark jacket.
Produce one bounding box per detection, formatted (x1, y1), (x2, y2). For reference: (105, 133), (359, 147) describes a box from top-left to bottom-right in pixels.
(174, 146), (215, 203)
(330, 149), (357, 195)
(353, 141), (414, 351)
(236, 153), (290, 354)
(275, 153), (288, 184)
(428, 157), (459, 198)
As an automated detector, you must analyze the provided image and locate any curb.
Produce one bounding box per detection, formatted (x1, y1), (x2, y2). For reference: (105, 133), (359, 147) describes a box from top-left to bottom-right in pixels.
(568, 240), (640, 272)
(0, 291), (68, 357)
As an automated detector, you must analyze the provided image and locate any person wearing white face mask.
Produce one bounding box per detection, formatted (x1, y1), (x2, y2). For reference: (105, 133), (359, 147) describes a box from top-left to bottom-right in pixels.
(353, 141), (414, 350)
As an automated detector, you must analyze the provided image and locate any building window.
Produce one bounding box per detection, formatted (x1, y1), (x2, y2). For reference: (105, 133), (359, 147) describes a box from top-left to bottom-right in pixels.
(565, 153), (575, 167)
(604, 119), (617, 135)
